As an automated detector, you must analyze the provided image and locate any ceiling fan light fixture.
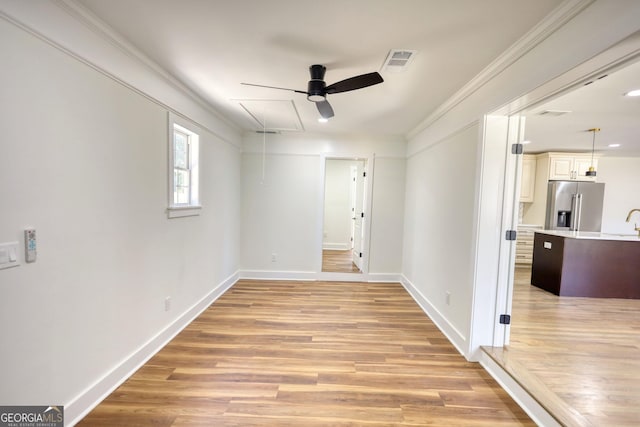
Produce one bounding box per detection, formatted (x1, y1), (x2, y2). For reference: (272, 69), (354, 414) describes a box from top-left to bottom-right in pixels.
(307, 75), (326, 102)
(307, 93), (326, 102)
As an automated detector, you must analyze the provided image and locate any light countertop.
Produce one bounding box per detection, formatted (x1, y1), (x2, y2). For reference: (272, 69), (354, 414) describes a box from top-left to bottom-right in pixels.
(535, 229), (640, 242)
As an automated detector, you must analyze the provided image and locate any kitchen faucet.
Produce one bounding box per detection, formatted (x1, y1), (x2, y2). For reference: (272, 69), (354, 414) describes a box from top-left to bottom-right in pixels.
(625, 208), (640, 236)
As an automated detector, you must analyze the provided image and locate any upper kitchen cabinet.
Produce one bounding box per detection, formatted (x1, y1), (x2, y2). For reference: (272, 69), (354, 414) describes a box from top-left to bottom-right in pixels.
(546, 153), (598, 181)
(520, 154), (536, 203)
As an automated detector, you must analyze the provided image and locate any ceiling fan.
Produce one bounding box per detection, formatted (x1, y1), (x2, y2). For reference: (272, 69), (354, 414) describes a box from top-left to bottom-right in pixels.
(241, 65), (383, 119)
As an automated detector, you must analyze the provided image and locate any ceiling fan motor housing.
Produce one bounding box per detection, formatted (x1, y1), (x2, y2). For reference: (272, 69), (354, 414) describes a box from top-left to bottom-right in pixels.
(307, 65), (327, 102)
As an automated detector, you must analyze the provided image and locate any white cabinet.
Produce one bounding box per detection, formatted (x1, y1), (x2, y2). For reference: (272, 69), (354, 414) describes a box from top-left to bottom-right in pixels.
(515, 225), (542, 265)
(520, 155), (536, 203)
(548, 153), (597, 181)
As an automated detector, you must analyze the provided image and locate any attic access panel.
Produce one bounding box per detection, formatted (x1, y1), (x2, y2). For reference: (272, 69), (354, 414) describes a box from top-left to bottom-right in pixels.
(237, 99), (304, 132)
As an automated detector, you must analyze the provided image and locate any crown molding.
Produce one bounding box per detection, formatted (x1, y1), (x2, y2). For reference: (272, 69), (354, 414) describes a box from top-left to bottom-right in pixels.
(54, 0), (243, 136)
(407, 0), (596, 140)
(0, 0), (243, 147)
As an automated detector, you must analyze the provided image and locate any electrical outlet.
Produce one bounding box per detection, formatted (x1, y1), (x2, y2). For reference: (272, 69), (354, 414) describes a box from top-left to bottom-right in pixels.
(445, 292), (451, 306)
(271, 253), (277, 262)
(164, 297), (171, 312)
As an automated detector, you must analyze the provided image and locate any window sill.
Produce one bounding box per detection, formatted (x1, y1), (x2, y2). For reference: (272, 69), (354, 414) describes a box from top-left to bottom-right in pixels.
(167, 205), (202, 218)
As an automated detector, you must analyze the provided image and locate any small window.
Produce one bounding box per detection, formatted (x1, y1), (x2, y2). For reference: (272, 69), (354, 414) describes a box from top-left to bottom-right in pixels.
(168, 114), (200, 218)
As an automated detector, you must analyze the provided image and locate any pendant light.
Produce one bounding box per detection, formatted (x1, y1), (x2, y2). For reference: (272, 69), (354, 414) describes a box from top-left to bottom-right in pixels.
(586, 127), (599, 177)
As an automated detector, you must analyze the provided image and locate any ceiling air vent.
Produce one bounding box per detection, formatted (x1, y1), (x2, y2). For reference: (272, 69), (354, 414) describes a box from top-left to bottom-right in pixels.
(381, 49), (417, 72)
(538, 110), (572, 117)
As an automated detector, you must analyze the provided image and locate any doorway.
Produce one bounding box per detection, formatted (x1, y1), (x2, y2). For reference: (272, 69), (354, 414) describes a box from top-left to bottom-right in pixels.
(487, 47), (640, 426)
(322, 158), (367, 273)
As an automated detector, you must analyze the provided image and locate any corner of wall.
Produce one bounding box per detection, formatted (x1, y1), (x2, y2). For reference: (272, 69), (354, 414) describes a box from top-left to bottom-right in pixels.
(65, 272), (239, 425)
(399, 275), (468, 358)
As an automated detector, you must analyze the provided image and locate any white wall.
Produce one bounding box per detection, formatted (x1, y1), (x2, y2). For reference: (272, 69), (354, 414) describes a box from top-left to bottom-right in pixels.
(369, 157), (406, 275)
(0, 14), (241, 423)
(240, 152), (321, 273)
(323, 160), (358, 250)
(240, 132), (406, 278)
(598, 156), (640, 234)
(402, 125), (479, 348)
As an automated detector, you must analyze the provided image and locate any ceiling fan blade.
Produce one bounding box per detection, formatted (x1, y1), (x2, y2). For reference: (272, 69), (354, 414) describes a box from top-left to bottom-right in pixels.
(241, 82), (307, 95)
(325, 72), (383, 94)
(316, 100), (334, 119)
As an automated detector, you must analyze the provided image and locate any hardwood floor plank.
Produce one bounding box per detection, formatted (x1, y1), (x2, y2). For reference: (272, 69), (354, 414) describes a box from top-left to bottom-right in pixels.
(322, 249), (360, 272)
(79, 280), (533, 426)
(401, 404), (533, 426)
(485, 266), (640, 426)
(224, 400), (405, 422)
(275, 388), (446, 408)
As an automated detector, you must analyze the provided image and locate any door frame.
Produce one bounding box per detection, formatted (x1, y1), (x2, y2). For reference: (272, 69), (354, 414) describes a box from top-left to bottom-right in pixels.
(317, 153), (375, 280)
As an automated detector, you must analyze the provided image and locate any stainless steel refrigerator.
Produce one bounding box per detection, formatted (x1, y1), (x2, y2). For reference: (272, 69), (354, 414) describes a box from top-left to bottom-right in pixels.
(545, 181), (605, 232)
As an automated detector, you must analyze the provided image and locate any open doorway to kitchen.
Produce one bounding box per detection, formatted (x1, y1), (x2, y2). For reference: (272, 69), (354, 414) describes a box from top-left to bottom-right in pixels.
(486, 42), (640, 427)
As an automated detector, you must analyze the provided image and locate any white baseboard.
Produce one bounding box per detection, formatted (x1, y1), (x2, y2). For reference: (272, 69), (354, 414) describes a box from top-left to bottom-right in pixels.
(239, 270), (402, 283)
(478, 351), (561, 427)
(65, 270), (240, 426)
(238, 269), (318, 281)
(366, 273), (403, 282)
(322, 243), (350, 250)
(400, 274), (467, 358)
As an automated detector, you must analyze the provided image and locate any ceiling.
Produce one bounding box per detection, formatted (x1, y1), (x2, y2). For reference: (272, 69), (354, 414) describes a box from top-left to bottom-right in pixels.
(523, 58), (640, 157)
(75, 0), (564, 137)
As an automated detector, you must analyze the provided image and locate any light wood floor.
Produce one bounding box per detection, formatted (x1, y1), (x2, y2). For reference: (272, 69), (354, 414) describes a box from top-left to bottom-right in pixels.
(79, 280), (533, 426)
(485, 266), (640, 427)
(322, 249), (360, 273)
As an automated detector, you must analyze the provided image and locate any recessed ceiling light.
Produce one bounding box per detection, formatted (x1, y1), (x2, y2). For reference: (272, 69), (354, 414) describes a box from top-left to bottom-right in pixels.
(608, 143), (621, 148)
(538, 110), (572, 116)
(318, 117), (328, 123)
(625, 89), (640, 97)
(522, 140), (531, 144)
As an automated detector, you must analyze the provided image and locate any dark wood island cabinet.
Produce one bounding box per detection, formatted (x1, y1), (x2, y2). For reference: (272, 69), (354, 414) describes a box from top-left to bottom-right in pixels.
(531, 231), (640, 299)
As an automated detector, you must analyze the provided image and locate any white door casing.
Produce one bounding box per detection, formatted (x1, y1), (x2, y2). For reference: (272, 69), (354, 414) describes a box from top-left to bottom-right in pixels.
(352, 160), (366, 271)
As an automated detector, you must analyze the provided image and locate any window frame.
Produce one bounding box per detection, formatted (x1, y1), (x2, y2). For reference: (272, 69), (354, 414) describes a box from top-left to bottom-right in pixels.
(167, 113), (201, 218)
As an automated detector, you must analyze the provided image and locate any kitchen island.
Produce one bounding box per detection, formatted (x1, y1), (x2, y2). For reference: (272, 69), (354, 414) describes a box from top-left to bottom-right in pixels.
(531, 230), (640, 299)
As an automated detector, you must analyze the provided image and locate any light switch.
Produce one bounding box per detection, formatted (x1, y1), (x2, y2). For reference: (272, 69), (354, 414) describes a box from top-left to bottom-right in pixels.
(9, 247), (17, 262)
(0, 242), (20, 270)
(0, 248), (8, 264)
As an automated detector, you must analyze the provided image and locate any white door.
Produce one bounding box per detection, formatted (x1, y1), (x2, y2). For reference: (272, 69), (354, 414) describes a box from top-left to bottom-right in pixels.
(349, 165), (357, 251)
(352, 160), (366, 271)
